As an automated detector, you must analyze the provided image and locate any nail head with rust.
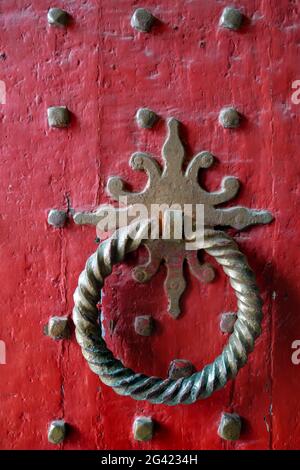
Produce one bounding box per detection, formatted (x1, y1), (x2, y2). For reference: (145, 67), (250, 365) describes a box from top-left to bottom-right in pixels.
(133, 417), (154, 441)
(219, 107), (241, 129)
(218, 412), (242, 441)
(131, 8), (155, 32)
(47, 106), (70, 128)
(219, 7), (244, 31)
(47, 8), (70, 27)
(48, 420), (66, 444)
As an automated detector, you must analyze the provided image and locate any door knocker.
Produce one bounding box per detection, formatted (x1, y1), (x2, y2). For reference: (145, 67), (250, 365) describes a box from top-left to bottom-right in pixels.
(73, 118), (273, 405)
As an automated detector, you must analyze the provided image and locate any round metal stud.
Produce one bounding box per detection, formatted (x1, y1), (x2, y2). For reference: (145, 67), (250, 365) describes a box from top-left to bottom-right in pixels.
(48, 420), (66, 445)
(134, 315), (154, 336)
(168, 359), (195, 380)
(136, 108), (158, 129)
(73, 223), (264, 405)
(131, 8), (155, 33)
(47, 209), (67, 228)
(46, 316), (70, 340)
(133, 417), (154, 441)
(197, 151), (215, 169)
(220, 312), (237, 333)
(219, 7), (243, 31)
(218, 413), (242, 441)
(47, 8), (70, 27)
(219, 107), (241, 129)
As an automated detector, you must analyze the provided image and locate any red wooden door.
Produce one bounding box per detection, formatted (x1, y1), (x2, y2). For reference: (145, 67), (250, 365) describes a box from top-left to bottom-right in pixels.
(1, 0), (299, 450)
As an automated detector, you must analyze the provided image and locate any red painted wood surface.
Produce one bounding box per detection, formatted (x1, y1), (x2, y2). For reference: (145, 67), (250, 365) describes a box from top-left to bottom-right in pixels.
(0, 0), (299, 450)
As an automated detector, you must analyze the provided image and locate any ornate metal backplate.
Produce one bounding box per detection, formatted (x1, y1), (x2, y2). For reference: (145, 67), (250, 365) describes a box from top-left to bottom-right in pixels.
(74, 118), (273, 316)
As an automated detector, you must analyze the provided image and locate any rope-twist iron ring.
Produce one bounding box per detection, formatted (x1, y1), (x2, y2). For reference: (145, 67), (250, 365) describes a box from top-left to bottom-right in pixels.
(73, 221), (262, 405)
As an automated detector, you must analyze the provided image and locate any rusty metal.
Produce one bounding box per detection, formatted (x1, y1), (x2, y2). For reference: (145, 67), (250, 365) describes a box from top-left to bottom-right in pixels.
(73, 220), (264, 405)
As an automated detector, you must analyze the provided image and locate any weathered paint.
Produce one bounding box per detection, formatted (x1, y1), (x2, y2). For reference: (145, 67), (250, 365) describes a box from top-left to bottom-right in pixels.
(0, 0), (299, 450)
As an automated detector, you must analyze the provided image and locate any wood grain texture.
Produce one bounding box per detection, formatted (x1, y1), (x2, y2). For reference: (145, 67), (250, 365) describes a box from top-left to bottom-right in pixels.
(0, 0), (299, 450)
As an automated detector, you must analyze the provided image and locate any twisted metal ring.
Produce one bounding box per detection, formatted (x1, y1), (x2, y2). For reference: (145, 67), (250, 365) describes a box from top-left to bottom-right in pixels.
(73, 221), (262, 405)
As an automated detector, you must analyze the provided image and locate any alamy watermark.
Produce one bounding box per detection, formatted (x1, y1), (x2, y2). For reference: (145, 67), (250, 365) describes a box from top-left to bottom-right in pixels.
(291, 340), (300, 365)
(0, 340), (6, 364)
(291, 80), (300, 105)
(0, 80), (6, 104)
(95, 197), (205, 250)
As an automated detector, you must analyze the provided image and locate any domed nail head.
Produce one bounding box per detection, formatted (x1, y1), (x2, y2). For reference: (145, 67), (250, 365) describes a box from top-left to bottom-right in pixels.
(219, 7), (243, 31)
(219, 107), (241, 129)
(47, 8), (70, 27)
(47, 209), (67, 228)
(133, 417), (154, 441)
(48, 420), (66, 445)
(136, 108), (158, 129)
(220, 312), (237, 333)
(168, 359), (195, 380)
(218, 413), (242, 441)
(134, 315), (154, 336)
(131, 8), (155, 33)
(47, 316), (70, 340)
